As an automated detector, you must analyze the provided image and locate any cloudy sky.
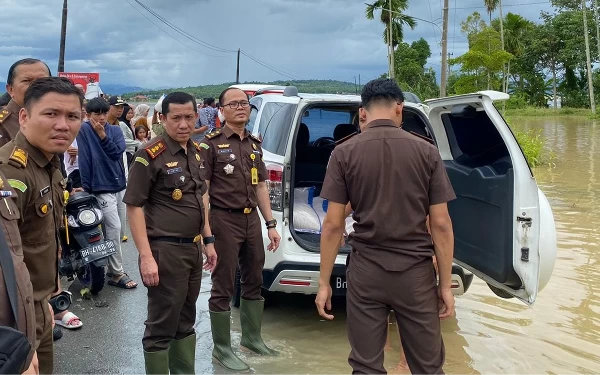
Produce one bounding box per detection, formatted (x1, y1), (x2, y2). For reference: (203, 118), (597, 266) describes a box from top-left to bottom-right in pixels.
(0, 0), (553, 89)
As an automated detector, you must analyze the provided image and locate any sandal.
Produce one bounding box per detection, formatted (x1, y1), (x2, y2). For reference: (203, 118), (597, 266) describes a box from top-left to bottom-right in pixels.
(108, 273), (137, 289)
(55, 312), (83, 330)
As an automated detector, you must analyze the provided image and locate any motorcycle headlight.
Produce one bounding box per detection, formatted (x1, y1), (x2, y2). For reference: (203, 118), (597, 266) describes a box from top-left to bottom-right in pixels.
(78, 209), (96, 225)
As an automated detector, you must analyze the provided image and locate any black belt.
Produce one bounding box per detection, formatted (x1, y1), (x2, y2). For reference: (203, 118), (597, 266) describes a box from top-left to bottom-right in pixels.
(148, 236), (201, 244)
(211, 205), (255, 214)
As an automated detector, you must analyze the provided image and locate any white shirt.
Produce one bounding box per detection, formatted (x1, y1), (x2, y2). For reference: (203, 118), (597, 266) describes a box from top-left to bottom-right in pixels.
(64, 139), (79, 176)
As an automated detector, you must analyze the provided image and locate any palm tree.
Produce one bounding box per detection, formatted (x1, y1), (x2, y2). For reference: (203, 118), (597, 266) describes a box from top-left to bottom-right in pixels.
(484, 0), (507, 93)
(365, 0), (417, 49)
(496, 13), (533, 90)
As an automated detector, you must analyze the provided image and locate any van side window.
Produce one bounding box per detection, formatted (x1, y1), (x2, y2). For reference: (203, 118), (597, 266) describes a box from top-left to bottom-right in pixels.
(441, 110), (511, 171)
(246, 97), (262, 133)
(258, 102), (297, 156)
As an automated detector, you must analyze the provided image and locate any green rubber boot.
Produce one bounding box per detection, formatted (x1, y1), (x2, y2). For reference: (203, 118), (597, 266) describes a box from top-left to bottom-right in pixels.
(210, 311), (250, 371)
(143, 349), (169, 375)
(168, 334), (196, 374)
(240, 298), (278, 356)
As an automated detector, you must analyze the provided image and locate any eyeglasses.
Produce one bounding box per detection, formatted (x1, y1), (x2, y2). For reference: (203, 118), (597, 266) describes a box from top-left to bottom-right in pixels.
(223, 101), (250, 109)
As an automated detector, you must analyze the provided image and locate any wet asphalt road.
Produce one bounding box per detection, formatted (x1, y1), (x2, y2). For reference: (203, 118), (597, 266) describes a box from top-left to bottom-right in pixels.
(53, 226), (352, 375)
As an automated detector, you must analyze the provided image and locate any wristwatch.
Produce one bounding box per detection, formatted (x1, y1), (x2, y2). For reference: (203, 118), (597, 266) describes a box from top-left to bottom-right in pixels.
(203, 235), (215, 245)
(265, 219), (277, 229)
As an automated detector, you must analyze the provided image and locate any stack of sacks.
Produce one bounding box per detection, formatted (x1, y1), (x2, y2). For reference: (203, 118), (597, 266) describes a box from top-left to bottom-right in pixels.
(293, 187), (355, 235)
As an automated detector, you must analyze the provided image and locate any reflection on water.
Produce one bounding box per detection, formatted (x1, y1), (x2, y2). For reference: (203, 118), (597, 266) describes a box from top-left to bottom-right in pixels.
(201, 117), (600, 374)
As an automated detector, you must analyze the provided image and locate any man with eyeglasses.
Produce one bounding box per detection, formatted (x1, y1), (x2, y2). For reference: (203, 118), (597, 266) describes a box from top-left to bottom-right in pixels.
(199, 87), (281, 371)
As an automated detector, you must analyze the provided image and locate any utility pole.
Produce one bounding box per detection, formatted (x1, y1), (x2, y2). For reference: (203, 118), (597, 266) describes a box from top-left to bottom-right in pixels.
(359, 74), (361, 91)
(582, 0), (596, 114)
(440, 0), (449, 97)
(594, 0), (600, 62)
(354, 76), (358, 94)
(58, 0), (68, 73)
(388, 0), (395, 79)
(236, 48), (241, 84)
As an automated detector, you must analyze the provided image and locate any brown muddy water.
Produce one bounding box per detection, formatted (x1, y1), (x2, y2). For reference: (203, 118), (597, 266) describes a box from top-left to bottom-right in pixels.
(210, 117), (600, 374)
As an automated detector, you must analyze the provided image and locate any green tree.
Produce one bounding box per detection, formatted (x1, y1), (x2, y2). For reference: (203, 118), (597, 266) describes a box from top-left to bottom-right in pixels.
(393, 38), (439, 99)
(449, 27), (513, 93)
(461, 12), (487, 45)
(365, 0), (417, 48)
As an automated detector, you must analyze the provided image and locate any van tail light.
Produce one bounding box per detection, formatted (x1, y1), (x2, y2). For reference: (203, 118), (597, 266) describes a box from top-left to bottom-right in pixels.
(266, 164), (284, 211)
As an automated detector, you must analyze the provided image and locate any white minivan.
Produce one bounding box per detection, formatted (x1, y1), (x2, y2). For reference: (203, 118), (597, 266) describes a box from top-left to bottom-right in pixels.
(233, 87), (557, 307)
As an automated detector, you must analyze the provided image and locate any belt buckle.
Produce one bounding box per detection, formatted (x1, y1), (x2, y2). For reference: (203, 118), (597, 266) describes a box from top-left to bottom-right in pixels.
(243, 208), (252, 214)
(193, 235), (201, 243)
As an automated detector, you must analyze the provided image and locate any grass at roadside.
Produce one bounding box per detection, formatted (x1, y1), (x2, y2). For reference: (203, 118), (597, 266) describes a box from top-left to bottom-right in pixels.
(504, 106), (597, 118)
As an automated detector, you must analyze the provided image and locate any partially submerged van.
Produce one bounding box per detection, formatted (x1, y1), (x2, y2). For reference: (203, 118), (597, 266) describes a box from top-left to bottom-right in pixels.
(236, 87), (557, 307)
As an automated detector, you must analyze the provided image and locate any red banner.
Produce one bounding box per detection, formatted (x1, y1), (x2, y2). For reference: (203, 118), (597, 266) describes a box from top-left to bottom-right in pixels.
(58, 72), (100, 96)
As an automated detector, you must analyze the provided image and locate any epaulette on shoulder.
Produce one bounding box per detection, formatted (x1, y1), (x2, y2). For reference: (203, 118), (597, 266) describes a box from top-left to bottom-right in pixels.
(205, 130), (221, 139)
(249, 133), (262, 143)
(145, 139), (166, 159)
(407, 130), (435, 145)
(0, 109), (10, 125)
(335, 131), (358, 146)
(9, 146), (28, 168)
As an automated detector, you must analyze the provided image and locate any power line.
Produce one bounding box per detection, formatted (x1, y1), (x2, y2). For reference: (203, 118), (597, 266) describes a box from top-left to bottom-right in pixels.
(130, 0), (306, 80)
(427, 0), (442, 55)
(133, 0), (237, 54)
(124, 0), (229, 58)
(455, 1), (550, 10)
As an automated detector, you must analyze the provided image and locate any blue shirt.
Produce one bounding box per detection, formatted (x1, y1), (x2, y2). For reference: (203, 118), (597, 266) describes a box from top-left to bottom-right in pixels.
(77, 121), (127, 194)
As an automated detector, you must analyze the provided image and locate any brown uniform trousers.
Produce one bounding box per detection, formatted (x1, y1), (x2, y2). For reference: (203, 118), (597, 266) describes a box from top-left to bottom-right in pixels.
(143, 241), (203, 352)
(208, 208), (265, 312)
(34, 298), (54, 374)
(346, 251), (445, 375)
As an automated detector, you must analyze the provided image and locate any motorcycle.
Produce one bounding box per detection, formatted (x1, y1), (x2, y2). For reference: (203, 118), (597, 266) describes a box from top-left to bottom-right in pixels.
(58, 191), (116, 295)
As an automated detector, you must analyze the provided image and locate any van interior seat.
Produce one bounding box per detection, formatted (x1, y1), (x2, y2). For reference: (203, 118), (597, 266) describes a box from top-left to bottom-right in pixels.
(294, 123), (330, 190)
(333, 123), (358, 143)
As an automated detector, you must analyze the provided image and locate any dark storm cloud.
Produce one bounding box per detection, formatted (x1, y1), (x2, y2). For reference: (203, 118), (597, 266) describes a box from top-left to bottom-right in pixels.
(0, 0), (553, 89)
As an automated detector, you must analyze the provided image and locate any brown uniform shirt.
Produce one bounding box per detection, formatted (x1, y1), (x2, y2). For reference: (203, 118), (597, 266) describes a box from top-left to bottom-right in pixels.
(0, 132), (64, 301)
(199, 126), (267, 209)
(0, 99), (22, 147)
(0, 170), (36, 366)
(123, 133), (207, 238)
(321, 119), (456, 271)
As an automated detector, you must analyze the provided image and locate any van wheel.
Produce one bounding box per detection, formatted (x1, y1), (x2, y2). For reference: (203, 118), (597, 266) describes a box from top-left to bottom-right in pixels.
(487, 283), (514, 299)
(232, 267), (241, 308)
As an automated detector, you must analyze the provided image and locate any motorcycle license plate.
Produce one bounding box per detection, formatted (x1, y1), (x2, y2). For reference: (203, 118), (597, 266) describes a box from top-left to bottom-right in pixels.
(80, 240), (116, 265)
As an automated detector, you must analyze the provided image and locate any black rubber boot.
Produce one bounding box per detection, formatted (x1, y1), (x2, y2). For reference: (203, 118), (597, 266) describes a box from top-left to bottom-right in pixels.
(168, 334), (196, 374)
(240, 298), (278, 356)
(210, 311), (249, 371)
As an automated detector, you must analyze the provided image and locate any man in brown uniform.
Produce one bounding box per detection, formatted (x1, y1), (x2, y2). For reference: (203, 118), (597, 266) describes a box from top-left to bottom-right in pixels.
(0, 168), (38, 374)
(124, 92), (217, 374)
(315, 79), (456, 375)
(0, 77), (83, 374)
(200, 87), (281, 371)
(0, 59), (51, 147)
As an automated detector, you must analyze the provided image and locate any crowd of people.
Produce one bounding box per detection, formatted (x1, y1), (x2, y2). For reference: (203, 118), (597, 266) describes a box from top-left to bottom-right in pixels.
(0, 57), (456, 375)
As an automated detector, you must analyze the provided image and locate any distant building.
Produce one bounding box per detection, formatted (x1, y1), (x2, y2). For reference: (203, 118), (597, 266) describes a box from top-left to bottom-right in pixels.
(134, 94), (149, 101)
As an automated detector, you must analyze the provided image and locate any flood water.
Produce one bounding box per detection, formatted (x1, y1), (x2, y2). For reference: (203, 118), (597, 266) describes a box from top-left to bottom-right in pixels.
(231, 116), (600, 374)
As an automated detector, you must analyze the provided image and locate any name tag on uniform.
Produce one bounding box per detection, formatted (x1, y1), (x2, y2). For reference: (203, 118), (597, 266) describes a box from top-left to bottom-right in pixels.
(40, 186), (50, 197)
(218, 149), (232, 154)
(167, 167), (183, 175)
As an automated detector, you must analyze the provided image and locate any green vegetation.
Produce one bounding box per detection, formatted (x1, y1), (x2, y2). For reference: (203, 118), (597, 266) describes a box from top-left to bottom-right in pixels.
(511, 127), (546, 168)
(504, 107), (596, 117)
(125, 80), (360, 100)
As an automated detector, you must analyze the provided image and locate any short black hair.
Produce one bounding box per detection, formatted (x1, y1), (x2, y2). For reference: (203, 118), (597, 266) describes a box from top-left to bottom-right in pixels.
(24, 77), (84, 111)
(204, 97), (216, 106)
(360, 78), (404, 110)
(86, 97), (110, 114)
(7, 58), (52, 85)
(218, 88), (244, 106)
(162, 92), (197, 116)
(0, 92), (11, 107)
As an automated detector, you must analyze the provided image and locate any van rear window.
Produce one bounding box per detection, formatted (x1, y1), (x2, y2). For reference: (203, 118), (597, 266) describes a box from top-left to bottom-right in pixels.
(258, 102), (297, 156)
